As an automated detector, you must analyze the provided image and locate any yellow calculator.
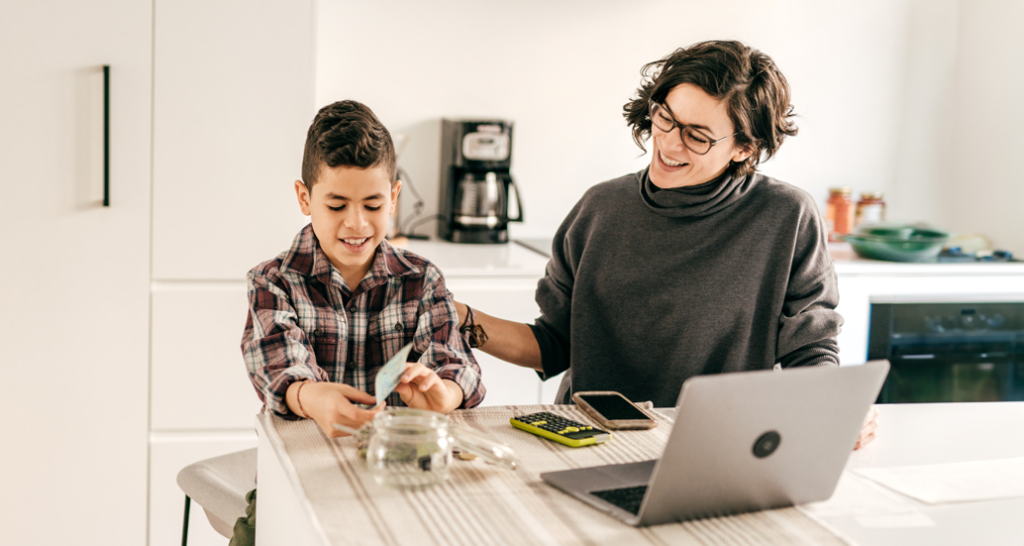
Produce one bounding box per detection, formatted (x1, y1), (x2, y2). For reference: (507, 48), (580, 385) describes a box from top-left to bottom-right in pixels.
(510, 411), (611, 447)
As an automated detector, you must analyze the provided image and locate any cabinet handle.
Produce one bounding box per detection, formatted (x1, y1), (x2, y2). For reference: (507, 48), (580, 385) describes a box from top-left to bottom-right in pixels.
(103, 65), (110, 207)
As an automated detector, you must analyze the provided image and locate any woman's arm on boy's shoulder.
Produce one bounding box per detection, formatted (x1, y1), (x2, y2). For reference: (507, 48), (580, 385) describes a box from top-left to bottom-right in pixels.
(411, 265), (486, 409)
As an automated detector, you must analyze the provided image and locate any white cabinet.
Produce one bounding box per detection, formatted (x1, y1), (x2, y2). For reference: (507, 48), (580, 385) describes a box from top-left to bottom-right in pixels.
(151, 283), (263, 430)
(152, 0), (314, 281)
(147, 1), (315, 542)
(0, 1), (152, 544)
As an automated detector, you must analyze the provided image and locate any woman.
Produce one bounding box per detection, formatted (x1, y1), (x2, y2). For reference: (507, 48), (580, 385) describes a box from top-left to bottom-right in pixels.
(456, 40), (877, 448)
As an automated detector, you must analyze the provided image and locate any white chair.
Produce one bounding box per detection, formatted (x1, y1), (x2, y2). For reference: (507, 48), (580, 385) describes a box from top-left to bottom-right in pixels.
(176, 448), (257, 545)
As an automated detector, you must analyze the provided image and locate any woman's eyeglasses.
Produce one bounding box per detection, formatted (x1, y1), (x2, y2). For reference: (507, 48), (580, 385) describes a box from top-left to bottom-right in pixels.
(649, 102), (737, 156)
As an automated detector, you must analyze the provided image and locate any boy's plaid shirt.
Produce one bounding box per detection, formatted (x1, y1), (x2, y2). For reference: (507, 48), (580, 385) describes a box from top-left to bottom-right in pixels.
(242, 224), (485, 417)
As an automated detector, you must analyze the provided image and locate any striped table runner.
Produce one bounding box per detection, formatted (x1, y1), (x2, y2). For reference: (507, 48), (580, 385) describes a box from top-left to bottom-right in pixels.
(263, 404), (853, 546)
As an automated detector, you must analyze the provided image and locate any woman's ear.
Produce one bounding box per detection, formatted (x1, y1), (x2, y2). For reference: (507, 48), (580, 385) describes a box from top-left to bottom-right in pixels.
(732, 144), (755, 164)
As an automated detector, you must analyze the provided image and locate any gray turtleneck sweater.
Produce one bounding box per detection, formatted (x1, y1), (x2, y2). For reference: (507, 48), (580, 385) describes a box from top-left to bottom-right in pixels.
(529, 168), (842, 407)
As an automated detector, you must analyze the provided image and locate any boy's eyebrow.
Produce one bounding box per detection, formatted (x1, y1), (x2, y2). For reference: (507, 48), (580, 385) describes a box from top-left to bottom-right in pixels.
(323, 192), (386, 201)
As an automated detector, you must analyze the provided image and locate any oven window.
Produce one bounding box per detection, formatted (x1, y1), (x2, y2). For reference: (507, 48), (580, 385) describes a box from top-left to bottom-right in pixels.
(868, 302), (1024, 403)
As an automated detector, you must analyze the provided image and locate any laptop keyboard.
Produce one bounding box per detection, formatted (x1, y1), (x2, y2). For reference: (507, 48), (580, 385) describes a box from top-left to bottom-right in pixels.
(591, 485), (648, 515)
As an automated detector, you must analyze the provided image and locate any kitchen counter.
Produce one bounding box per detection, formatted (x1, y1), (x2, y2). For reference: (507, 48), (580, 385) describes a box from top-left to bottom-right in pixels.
(829, 243), (1024, 276)
(398, 239), (549, 277)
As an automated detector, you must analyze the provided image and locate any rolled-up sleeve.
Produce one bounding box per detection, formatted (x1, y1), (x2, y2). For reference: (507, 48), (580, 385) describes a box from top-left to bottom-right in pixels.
(241, 269), (329, 418)
(413, 265), (485, 408)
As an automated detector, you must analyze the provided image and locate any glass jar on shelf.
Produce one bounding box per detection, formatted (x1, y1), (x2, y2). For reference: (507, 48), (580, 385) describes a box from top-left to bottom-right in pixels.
(825, 187), (853, 242)
(854, 191), (886, 227)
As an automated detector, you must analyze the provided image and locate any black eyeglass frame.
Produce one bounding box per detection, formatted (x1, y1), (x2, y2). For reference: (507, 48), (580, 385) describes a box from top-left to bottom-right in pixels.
(649, 101), (738, 156)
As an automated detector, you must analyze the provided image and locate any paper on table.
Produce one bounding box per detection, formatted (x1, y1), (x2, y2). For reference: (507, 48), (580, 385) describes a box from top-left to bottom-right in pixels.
(854, 456), (1024, 504)
(799, 472), (934, 529)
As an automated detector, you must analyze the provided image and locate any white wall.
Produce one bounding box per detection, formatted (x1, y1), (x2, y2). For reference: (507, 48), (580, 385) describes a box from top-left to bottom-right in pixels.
(949, 0), (1024, 254)
(318, 0), (935, 238)
(317, 0), (1019, 252)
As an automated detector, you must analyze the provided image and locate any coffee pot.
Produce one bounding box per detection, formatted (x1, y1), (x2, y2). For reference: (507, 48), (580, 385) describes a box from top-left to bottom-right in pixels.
(438, 119), (523, 243)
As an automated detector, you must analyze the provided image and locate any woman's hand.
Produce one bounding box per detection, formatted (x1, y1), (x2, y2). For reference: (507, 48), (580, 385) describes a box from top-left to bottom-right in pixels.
(854, 406), (879, 450)
(394, 363), (464, 413)
(287, 381), (383, 438)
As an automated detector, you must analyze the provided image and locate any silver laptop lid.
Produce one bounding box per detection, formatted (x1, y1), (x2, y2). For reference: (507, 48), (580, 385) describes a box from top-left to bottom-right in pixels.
(637, 360), (889, 526)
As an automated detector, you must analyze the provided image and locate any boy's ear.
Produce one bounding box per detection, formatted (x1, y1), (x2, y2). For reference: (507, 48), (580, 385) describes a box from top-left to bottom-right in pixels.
(294, 180), (312, 216)
(390, 179), (403, 214)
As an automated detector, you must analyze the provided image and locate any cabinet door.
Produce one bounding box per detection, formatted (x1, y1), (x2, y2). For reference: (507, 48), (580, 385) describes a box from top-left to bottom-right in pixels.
(151, 283), (264, 430)
(0, 1), (151, 543)
(446, 277), (545, 406)
(152, 0), (314, 280)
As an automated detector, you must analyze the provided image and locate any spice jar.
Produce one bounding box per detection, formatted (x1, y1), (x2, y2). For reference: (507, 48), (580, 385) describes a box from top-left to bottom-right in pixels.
(854, 192), (886, 227)
(825, 187), (853, 242)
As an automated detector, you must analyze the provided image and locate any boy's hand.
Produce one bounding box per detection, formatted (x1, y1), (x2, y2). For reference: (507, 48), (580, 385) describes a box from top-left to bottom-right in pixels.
(394, 363), (464, 413)
(293, 381), (383, 438)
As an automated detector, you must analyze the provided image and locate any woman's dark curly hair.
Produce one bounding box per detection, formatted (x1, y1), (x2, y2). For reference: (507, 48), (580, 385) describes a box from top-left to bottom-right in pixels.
(301, 100), (397, 190)
(623, 40), (798, 176)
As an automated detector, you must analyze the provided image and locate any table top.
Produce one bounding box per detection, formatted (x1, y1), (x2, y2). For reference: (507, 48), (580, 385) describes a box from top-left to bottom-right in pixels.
(808, 402), (1024, 546)
(258, 402), (1024, 546)
(258, 404), (851, 546)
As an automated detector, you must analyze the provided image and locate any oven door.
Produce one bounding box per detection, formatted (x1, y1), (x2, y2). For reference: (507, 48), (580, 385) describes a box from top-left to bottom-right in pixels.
(868, 300), (1024, 403)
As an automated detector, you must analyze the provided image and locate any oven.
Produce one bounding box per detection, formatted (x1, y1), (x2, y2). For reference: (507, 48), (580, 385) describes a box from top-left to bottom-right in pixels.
(868, 298), (1024, 403)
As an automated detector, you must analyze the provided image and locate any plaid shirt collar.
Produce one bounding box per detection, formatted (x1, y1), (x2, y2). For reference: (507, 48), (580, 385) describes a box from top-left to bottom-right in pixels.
(281, 224), (420, 294)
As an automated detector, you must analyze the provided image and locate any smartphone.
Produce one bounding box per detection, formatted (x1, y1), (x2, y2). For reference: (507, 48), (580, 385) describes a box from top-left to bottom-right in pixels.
(572, 391), (658, 430)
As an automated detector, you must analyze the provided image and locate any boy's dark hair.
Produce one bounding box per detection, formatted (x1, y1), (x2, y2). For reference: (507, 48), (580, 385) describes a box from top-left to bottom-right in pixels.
(623, 40), (798, 176)
(301, 100), (397, 190)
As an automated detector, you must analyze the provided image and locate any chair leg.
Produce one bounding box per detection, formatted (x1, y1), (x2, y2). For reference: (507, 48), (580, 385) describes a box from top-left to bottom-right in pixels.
(182, 495), (191, 546)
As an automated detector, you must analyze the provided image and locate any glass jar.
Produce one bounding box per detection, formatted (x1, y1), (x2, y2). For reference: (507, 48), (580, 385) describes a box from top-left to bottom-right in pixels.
(366, 409), (453, 490)
(854, 191), (886, 227)
(362, 408), (519, 490)
(825, 187), (854, 242)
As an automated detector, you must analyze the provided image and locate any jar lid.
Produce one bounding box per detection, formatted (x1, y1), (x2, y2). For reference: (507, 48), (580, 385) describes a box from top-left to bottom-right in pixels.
(451, 426), (520, 471)
(859, 191), (884, 199)
(829, 187), (851, 194)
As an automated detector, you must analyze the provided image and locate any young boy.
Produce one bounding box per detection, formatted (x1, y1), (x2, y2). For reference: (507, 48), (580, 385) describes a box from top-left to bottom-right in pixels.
(230, 100), (486, 545)
(242, 99), (485, 437)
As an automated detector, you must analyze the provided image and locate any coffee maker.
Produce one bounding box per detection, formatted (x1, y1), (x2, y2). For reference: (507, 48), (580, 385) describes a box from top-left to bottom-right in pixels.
(438, 119), (523, 243)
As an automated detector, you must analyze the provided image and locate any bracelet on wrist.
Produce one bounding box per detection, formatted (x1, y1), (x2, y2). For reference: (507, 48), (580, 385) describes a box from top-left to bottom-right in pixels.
(295, 379), (311, 419)
(459, 305), (489, 349)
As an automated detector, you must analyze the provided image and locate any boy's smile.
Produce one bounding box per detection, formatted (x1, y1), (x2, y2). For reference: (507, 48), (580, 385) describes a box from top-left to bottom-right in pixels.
(295, 164), (401, 290)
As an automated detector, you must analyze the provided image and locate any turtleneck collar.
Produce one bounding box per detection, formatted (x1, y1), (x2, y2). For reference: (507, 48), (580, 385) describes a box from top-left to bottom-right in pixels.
(638, 165), (760, 218)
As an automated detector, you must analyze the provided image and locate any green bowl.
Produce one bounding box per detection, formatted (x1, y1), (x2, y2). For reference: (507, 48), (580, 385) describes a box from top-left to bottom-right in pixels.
(841, 225), (949, 262)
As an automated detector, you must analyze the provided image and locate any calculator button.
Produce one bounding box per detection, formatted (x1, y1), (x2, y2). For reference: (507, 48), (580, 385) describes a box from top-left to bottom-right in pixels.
(564, 426), (579, 432)
(531, 421), (547, 426)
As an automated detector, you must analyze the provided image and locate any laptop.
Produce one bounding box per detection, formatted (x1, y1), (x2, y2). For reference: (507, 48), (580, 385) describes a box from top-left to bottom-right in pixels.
(540, 360), (890, 526)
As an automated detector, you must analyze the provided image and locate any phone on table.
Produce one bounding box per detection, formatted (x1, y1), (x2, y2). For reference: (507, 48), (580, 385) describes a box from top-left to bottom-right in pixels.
(572, 391), (658, 430)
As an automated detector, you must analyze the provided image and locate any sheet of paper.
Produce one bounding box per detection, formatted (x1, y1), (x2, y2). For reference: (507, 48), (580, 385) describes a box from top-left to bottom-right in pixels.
(799, 472), (935, 529)
(371, 342), (414, 409)
(854, 456), (1024, 504)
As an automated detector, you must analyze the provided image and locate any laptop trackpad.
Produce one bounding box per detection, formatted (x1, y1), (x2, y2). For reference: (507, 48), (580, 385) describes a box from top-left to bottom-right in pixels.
(541, 460), (656, 493)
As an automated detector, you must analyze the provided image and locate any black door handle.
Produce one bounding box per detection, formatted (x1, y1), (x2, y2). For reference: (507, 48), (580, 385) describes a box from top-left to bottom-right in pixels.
(103, 64), (110, 207)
